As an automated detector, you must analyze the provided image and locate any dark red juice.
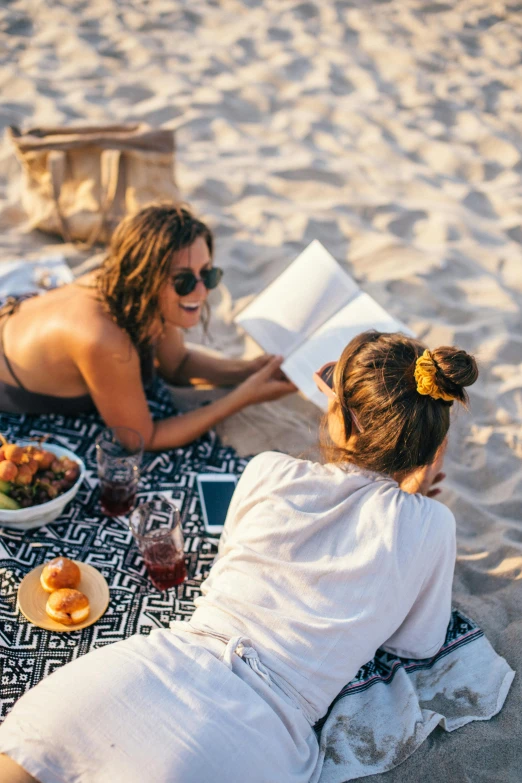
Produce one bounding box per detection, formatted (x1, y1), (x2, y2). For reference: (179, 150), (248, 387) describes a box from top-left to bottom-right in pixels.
(143, 542), (187, 590)
(100, 479), (136, 517)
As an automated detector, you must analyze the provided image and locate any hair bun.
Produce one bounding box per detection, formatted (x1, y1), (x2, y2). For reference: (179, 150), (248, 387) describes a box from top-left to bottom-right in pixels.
(431, 346), (478, 403)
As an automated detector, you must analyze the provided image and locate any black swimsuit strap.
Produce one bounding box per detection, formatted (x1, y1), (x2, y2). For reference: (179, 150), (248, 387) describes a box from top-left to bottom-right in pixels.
(0, 295), (34, 391)
(0, 295), (27, 318)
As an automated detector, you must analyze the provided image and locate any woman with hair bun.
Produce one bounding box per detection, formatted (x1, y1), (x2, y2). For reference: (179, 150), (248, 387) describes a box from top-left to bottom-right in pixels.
(0, 203), (295, 449)
(0, 330), (478, 783)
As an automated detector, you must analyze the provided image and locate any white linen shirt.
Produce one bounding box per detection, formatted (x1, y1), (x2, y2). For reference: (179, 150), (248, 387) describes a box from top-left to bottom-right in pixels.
(191, 451), (456, 723)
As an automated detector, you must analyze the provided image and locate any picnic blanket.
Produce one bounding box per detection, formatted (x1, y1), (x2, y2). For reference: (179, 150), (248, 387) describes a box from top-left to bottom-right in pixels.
(0, 380), (514, 781)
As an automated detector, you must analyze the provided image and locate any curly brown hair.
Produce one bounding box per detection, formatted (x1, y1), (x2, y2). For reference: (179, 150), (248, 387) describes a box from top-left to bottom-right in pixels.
(323, 330), (478, 476)
(97, 203), (214, 349)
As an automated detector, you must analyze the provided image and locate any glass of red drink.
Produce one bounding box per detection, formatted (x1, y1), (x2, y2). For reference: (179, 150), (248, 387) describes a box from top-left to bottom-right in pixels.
(95, 427), (144, 517)
(129, 498), (187, 591)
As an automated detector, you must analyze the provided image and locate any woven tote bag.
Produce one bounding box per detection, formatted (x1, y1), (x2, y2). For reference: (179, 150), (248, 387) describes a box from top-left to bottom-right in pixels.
(8, 123), (179, 247)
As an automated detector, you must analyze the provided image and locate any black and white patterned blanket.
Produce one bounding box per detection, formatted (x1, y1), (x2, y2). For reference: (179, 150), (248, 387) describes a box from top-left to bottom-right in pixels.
(0, 380), (248, 718)
(0, 381), (513, 780)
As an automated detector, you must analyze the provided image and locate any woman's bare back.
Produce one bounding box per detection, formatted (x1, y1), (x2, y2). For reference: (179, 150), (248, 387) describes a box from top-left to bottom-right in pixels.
(0, 274), (121, 398)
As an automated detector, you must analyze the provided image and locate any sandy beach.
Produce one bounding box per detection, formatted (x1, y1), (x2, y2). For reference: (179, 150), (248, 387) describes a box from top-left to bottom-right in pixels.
(0, 0), (521, 780)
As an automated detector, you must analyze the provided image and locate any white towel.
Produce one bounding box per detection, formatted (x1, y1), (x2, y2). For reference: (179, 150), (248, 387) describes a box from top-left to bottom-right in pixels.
(314, 609), (514, 782)
(0, 255), (73, 298)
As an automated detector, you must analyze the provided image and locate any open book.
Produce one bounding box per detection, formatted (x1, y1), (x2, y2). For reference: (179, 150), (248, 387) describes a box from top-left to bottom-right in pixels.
(235, 240), (412, 410)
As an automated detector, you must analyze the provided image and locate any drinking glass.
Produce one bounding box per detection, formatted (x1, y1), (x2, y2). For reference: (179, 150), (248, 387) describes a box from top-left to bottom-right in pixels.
(129, 498), (187, 591)
(95, 426), (144, 517)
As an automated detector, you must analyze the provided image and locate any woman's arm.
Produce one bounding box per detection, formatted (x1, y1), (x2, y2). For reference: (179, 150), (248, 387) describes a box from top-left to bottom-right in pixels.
(75, 331), (295, 451)
(155, 323), (277, 386)
(381, 502), (456, 659)
(151, 355), (296, 449)
(169, 349), (276, 386)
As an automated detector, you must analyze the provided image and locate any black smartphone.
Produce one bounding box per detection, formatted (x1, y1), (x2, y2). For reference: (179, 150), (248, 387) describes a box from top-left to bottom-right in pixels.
(196, 473), (238, 535)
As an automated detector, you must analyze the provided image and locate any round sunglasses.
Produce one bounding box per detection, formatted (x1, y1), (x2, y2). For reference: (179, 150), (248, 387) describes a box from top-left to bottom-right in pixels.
(312, 360), (363, 433)
(171, 267), (224, 297)
(312, 361), (337, 399)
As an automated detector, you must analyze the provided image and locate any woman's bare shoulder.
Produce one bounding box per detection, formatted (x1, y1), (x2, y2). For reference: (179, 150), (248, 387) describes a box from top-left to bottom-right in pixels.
(62, 285), (135, 360)
(13, 280), (114, 343)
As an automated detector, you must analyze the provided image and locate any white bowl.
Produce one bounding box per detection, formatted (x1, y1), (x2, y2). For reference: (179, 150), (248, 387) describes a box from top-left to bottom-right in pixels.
(0, 442), (86, 531)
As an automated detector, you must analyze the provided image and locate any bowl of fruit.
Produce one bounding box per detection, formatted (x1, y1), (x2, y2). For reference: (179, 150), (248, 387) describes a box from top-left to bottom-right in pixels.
(0, 439), (86, 530)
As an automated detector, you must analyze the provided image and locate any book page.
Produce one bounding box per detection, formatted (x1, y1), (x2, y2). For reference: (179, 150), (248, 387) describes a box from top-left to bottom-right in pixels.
(282, 292), (413, 410)
(235, 240), (360, 357)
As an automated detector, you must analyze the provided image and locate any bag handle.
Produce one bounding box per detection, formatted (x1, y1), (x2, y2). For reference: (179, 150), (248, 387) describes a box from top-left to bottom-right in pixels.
(48, 148), (122, 249)
(48, 150), (72, 243)
(9, 123), (174, 154)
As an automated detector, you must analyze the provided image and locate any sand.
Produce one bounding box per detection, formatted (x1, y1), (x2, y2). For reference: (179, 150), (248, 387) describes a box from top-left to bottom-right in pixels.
(0, 0), (521, 779)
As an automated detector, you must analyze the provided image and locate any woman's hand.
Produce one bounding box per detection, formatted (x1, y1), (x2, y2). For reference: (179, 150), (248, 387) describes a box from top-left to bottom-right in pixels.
(235, 355), (297, 405)
(232, 353), (288, 383)
(425, 471), (446, 498)
(399, 439), (448, 497)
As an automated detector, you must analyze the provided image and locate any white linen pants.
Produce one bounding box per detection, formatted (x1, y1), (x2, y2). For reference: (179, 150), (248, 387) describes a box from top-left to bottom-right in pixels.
(0, 628), (320, 783)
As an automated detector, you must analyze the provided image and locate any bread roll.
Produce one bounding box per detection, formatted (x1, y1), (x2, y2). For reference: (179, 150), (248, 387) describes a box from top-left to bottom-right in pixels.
(40, 557), (81, 593)
(45, 588), (90, 626)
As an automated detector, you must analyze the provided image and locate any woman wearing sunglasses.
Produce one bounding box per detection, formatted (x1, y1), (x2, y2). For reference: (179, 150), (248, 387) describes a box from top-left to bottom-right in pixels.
(0, 203), (295, 449)
(0, 330), (478, 783)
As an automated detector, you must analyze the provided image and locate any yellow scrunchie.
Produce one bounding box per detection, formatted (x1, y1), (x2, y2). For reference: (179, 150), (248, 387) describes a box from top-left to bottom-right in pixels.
(414, 350), (456, 402)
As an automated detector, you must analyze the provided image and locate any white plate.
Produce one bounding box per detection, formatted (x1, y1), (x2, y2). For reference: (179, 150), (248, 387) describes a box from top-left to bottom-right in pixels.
(18, 560), (109, 631)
